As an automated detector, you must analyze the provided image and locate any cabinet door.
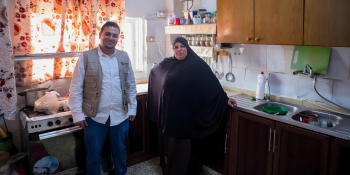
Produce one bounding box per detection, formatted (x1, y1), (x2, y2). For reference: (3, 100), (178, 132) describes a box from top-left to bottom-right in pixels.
(329, 138), (350, 175)
(202, 109), (232, 175)
(230, 110), (275, 175)
(217, 0), (254, 44)
(255, 0), (303, 45)
(273, 122), (330, 175)
(304, 0), (350, 47)
(126, 95), (147, 159)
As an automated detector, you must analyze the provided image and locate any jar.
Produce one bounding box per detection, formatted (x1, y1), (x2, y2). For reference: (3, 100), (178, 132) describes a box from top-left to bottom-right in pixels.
(203, 12), (211, 24)
(191, 36), (197, 46)
(188, 36), (192, 46)
(205, 36), (211, 46)
(200, 36), (206, 46)
(196, 35), (201, 46)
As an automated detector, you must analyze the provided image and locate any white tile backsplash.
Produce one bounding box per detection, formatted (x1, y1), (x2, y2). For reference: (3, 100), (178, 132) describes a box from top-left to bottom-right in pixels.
(220, 44), (350, 107)
(325, 47), (350, 80)
(267, 45), (284, 72)
(282, 46), (295, 74)
(251, 45), (267, 71)
(332, 80), (350, 107)
(268, 73), (299, 98)
(297, 77), (333, 102)
(244, 69), (260, 91)
(236, 44), (252, 69)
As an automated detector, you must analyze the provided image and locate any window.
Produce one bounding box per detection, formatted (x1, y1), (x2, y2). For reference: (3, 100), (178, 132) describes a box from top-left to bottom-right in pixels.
(122, 17), (143, 71)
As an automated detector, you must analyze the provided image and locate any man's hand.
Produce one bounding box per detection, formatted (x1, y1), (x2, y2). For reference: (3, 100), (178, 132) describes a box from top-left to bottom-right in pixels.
(228, 98), (237, 107)
(75, 120), (88, 130)
(129, 115), (136, 121)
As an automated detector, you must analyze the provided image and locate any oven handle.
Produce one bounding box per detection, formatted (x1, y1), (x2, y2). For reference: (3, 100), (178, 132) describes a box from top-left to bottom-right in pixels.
(38, 126), (83, 140)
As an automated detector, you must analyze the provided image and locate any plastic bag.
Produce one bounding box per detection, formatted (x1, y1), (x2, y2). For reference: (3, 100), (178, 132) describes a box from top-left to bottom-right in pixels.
(34, 91), (60, 114)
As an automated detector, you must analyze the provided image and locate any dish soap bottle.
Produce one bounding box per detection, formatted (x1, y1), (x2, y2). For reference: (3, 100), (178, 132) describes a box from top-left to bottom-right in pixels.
(256, 71), (266, 100)
(168, 12), (174, 25)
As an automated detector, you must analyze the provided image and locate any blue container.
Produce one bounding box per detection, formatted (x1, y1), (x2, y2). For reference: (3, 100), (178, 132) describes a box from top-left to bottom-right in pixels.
(180, 18), (186, 25)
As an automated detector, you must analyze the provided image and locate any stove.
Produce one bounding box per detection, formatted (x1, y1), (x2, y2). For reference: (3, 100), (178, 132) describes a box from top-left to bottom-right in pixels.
(19, 108), (114, 175)
(21, 107), (74, 133)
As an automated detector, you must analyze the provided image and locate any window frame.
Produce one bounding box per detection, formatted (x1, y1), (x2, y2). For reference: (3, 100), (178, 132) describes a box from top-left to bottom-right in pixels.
(13, 18), (144, 72)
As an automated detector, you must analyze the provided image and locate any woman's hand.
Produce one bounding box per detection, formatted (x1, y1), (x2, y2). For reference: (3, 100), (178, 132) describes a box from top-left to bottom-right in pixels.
(228, 98), (237, 107)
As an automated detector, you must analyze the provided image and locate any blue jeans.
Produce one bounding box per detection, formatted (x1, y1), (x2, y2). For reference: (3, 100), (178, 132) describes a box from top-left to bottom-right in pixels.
(84, 117), (129, 175)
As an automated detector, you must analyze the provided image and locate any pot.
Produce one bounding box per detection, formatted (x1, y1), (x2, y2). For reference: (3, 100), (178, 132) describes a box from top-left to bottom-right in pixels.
(18, 85), (51, 107)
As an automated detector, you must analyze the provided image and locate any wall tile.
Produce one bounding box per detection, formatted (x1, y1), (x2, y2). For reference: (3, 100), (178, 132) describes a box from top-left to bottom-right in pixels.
(268, 73), (299, 98)
(267, 45), (284, 72)
(332, 80), (350, 107)
(236, 44), (252, 69)
(147, 20), (167, 42)
(297, 77), (333, 102)
(147, 42), (165, 63)
(220, 66), (246, 89)
(251, 45), (267, 71)
(244, 69), (261, 91)
(325, 47), (350, 80)
(282, 46), (295, 74)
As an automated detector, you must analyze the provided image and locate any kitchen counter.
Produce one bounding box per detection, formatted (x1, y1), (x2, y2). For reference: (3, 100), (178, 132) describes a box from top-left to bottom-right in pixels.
(230, 94), (350, 141)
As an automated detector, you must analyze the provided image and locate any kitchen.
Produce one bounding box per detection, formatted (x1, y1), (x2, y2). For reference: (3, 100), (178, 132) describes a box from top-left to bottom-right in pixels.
(0, 0), (350, 174)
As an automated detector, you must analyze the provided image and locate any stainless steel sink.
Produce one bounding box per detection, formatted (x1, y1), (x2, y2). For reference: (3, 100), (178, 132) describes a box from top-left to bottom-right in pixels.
(292, 110), (343, 127)
(253, 102), (299, 115)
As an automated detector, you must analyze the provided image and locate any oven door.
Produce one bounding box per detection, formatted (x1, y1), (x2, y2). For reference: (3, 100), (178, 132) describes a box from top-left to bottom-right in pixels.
(28, 126), (113, 175)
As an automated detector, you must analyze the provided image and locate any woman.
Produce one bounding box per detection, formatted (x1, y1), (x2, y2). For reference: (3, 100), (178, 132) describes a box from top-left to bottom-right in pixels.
(147, 37), (237, 175)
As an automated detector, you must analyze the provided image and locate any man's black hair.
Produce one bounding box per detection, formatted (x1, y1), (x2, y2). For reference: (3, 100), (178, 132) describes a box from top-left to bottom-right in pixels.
(100, 21), (120, 33)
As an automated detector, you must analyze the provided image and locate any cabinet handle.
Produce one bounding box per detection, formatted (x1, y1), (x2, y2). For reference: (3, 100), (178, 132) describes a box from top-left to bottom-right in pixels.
(268, 128), (272, 152)
(273, 130), (277, 153)
(246, 37), (252, 41)
(224, 134), (228, 153)
(255, 37), (259, 41)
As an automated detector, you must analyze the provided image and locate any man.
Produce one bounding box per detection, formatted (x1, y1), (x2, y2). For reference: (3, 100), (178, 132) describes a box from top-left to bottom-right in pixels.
(69, 21), (137, 175)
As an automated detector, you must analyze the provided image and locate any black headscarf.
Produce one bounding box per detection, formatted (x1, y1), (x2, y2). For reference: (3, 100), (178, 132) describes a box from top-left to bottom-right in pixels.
(147, 37), (229, 138)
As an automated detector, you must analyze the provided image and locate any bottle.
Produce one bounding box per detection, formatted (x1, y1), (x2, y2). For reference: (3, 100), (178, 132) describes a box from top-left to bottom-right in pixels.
(256, 72), (266, 100)
(168, 12), (174, 25)
(173, 15), (180, 25)
(0, 125), (8, 138)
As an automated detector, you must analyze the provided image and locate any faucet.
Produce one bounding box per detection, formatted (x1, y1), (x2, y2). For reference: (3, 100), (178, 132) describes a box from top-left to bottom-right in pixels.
(293, 64), (315, 78)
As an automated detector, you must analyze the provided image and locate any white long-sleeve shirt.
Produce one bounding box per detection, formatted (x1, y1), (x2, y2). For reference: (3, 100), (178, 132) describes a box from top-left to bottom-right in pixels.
(69, 45), (137, 126)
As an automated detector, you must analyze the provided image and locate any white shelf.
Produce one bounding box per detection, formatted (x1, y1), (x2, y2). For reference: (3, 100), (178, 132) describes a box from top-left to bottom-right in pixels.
(165, 24), (216, 34)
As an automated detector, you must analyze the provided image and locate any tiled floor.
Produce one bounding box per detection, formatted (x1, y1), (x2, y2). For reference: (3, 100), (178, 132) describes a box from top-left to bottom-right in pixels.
(124, 157), (221, 175)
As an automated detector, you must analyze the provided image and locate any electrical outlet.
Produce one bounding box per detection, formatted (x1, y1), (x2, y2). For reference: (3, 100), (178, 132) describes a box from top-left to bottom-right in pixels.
(157, 11), (166, 18)
(146, 36), (155, 42)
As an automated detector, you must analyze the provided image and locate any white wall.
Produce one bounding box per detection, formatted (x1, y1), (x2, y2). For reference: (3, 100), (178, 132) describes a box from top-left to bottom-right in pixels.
(183, 0), (217, 13)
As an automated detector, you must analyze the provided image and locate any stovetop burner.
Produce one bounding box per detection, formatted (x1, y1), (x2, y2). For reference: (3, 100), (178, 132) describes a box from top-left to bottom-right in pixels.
(21, 107), (74, 133)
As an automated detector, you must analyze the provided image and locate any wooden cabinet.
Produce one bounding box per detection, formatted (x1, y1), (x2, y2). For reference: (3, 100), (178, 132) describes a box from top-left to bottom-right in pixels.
(217, 0), (303, 45)
(230, 110), (275, 175)
(304, 0), (350, 47)
(217, 0), (254, 44)
(229, 110), (330, 175)
(329, 138), (350, 175)
(273, 122), (330, 175)
(255, 0), (303, 45)
(126, 94), (158, 166)
(202, 109), (232, 175)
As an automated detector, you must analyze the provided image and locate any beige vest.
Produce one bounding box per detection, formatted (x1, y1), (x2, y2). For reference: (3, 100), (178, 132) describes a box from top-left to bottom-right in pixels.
(81, 47), (130, 118)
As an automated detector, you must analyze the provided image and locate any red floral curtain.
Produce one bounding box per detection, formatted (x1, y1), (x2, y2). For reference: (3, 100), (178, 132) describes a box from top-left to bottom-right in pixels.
(0, 0), (16, 117)
(13, 0), (125, 87)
